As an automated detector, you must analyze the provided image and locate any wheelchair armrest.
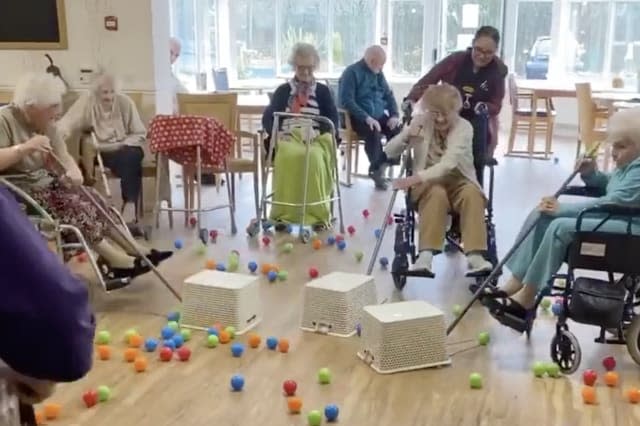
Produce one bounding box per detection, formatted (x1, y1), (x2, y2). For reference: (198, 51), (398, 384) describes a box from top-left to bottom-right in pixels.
(560, 185), (606, 198)
(579, 203), (640, 218)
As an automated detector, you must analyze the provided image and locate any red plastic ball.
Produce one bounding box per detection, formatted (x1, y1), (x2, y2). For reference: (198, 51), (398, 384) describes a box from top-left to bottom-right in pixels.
(387, 215), (394, 225)
(347, 225), (356, 235)
(262, 236), (271, 246)
(209, 230), (218, 239)
(189, 217), (197, 227)
(335, 234), (344, 242)
(177, 346), (192, 362)
(159, 347), (173, 362)
(362, 209), (370, 218)
(309, 267), (319, 279)
(602, 356), (616, 371)
(283, 380), (297, 396)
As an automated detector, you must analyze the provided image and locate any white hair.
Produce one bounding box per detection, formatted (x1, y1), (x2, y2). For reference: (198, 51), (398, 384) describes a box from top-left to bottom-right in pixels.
(12, 72), (66, 109)
(170, 37), (181, 49)
(288, 43), (320, 68)
(607, 107), (640, 147)
(90, 70), (121, 95)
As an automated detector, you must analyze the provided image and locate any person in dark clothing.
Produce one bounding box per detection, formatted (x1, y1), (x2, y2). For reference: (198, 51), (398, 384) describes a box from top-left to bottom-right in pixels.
(406, 26), (508, 187)
(0, 185), (95, 423)
(339, 45), (401, 190)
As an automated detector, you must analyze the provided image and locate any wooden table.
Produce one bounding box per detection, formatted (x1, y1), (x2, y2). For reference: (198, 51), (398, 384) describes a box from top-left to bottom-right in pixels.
(237, 94), (270, 116)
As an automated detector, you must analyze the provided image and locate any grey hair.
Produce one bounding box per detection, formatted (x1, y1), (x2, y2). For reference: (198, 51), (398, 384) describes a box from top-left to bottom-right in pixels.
(288, 43), (320, 68)
(90, 70), (121, 95)
(607, 108), (640, 147)
(12, 72), (66, 109)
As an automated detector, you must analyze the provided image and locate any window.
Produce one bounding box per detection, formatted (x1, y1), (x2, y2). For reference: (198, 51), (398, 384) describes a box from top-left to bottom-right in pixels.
(611, 1), (640, 84)
(565, 1), (609, 75)
(443, 0), (504, 55)
(231, 0), (276, 79)
(332, 0), (377, 74)
(514, 1), (553, 78)
(280, 0), (330, 73)
(390, 0), (425, 77)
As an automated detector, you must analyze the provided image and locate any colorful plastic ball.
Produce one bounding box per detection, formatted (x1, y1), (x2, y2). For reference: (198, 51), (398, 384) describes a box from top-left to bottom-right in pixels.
(219, 330), (231, 344)
(161, 326), (175, 340)
(268, 270), (278, 282)
(266, 336), (278, 350)
(469, 372), (483, 389)
(551, 303), (563, 316)
(159, 346), (173, 362)
(283, 380), (297, 396)
(546, 362), (561, 378)
(230, 375), (245, 391)
(452, 304), (462, 317)
(278, 270), (289, 281)
(327, 236), (336, 245)
(207, 335), (219, 348)
(205, 259), (216, 269)
(195, 243), (207, 255)
(128, 333), (143, 348)
(97, 385), (111, 402)
(335, 234), (344, 242)
(324, 404), (339, 422)
(167, 321), (180, 331)
(163, 339), (176, 350)
(172, 334), (184, 348)
(283, 242), (294, 253)
(227, 258), (239, 272)
(180, 329), (192, 341)
(337, 240), (347, 251)
(312, 239), (322, 250)
(189, 217), (197, 227)
(347, 225), (356, 235)
(477, 331), (490, 346)
(167, 311), (180, 322)
(262, 236), (271, 246)
(225, 326), (236, 339)
(96, 330), (111, 345)
(124, 328), (138, 343)
(317, 367), (331, 384)
(216, 263), (226, 271)
(308, 410), (322, 426)
(309, 267), (319, 279)
(387, 215), (394, 225)
(362, 209), (370, 218)
(209, 229), (218, 240)
(602, 356), (617, 371)
(540, 298), (552, 310)
(207, 327), (219, 337)
(248, 333), (261, 348)
(231, 343), (244, 357)
(380, 257), (389, 268)
(374, 228), (382, 239)
(354, 251), (364, 262)
(532, 361), (546, 378)
(288, 397), (303, 413)
(248, 261), (258, 273)
(144, 338), (158, 352)
(278, 338), (290, 353)
(174, 239), (183, 249)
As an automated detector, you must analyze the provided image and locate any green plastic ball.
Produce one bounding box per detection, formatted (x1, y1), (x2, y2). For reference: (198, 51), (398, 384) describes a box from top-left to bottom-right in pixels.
(227, 259), (239, 272)
(196, 243), (207, 255)
(207, 335), (219, 348)
(318, 367), (331, 384)
(167, 321), (180, 332)
(283, 243), (294, 253)
(96, 330), (111, 345)
(540, 298), (552, 310)
(97, 385), (111, 402)
(124, 328), (137, 343)
(545, 362), (561, 378)
(225, 326), (236, 339)
(477, 331), (490, 346)
(452, 304), (462, 317)
(354, 251), (364, 262)
(180, 329), (192, 341)
(307, 410), (322, 426)
(277, 270), (289, 281)
(532, 361), (546, 378)
(469, 372), (483, 389)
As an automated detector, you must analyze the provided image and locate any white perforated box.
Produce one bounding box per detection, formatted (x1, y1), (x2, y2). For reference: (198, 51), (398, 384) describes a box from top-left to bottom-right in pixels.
(300, 272), (377, 337)
(357, 300), (450, 374)
(181, 270), (262, 334)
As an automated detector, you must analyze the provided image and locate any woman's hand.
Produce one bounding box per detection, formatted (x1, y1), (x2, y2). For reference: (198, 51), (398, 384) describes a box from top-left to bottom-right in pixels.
(63, 168), (83, 187)
(538, 196), (559, 214)
(575, 157), (597, 175)
(392, 175), (422, 191)
(22, 135), (51, 155)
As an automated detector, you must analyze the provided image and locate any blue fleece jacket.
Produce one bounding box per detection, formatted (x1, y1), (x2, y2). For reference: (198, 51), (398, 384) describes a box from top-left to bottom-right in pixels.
(338, 59), (398, 122)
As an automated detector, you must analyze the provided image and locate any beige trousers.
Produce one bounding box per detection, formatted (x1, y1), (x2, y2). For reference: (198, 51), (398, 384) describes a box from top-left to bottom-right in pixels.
(412, 173), (487, 253)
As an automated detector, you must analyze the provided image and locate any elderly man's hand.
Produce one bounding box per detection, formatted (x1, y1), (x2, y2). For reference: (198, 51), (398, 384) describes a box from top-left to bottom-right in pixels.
(575, 157), (597, 176)
(538, 196), (559, 214)
(365, 116), (381, 133)
(387, 116), (400, 129)
(392, 175), (422, 191)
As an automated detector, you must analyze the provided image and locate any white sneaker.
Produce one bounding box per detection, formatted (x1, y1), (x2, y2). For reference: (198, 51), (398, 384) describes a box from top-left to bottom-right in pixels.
(466, 254), (493, 275)
(410, 251), (433, 274)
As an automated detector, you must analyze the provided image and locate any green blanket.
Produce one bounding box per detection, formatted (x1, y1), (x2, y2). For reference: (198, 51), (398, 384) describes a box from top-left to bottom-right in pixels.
(269, 130), (335, 226)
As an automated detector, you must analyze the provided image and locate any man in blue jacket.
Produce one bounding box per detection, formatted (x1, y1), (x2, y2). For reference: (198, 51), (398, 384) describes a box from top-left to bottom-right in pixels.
(0, 185), (95, 422)
(339, 45), (400, 190)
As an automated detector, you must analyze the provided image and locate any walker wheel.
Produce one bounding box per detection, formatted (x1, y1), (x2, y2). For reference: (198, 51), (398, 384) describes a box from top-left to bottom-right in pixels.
(199, 228), (209, 245)
(625, 315), (640, 365)
(300, 228), (311, 244)
(231, 223), (238, 235)
(392, 273), (407, 291)
(550, 328), (581, 374)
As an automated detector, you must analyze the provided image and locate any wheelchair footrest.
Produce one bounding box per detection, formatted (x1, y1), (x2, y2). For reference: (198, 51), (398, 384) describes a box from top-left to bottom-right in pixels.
(105, 277), (131, 292)
(465, 270), (492, 278)
(488, 308), (529, 334)
(398, 269), (435, 279)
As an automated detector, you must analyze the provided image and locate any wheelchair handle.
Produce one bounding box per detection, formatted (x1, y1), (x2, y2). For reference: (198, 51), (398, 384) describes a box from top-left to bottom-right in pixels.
(576, 203), (640, 233)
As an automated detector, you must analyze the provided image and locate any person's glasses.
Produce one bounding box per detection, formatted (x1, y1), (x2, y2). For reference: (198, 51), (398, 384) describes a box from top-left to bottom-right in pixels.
(472, 45), (495, 57)
(295, 65), (314, 73)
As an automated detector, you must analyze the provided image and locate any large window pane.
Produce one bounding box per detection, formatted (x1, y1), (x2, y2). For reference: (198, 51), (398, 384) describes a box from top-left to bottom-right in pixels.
(280, 0), (330, 74)
(390, 0), (424, 77)
(565, 1), (608, 75)
(444, 0), (503, 56)
(231, 0), (276, 80)
(332, 0), (376, 75)
(170, 0), (196, 80)
(611, 1), (640, 83)
(514, 1), (552, 78)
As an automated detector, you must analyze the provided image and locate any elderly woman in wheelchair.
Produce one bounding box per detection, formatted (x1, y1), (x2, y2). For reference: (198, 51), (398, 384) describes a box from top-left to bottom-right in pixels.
(388, 83), (493, 277)
(482, 108), (640, 338)
(0, 73), (171, 288)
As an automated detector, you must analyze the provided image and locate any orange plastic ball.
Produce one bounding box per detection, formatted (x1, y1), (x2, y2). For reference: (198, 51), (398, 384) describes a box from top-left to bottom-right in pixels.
(124, 348), (139, 363)
(581, 386), (597, 404)
(219, 330), (231, 344)
(134, 356), (148, 372)
(278, 338), (290, 353)
(35, 410), (45, 425)
(97, 345), (111, 361)
(43, 402), (62, 420)
(128, 334), (144, 348)
(626, 387), (640, 403)
(604, 371), (619, 387)
(205, 259), (216, 270)
(312, 239), (322, 250)
(248, 333), (261, 348)
(261, 263), (273, 275)
(287, 396), (303, 413)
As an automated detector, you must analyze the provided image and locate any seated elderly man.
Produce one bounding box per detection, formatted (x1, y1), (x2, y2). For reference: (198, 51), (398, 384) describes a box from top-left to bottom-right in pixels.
(339, 45), (401, 190)
(0, 73), (171, 286)
(482, 108), (640, 333)
(386, 83), (493, 276)
(58, 71), (146, 223)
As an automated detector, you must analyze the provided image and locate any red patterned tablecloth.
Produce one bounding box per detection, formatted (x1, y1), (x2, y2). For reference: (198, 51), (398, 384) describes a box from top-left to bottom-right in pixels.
(148, 115), (234, 168)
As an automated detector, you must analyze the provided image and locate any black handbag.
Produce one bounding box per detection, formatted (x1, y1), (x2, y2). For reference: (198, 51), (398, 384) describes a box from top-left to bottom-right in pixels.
(568, 277), (626, 329)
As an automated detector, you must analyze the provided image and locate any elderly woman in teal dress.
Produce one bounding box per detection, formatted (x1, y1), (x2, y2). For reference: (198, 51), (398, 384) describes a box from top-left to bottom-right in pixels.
(483, 108), (640, 331)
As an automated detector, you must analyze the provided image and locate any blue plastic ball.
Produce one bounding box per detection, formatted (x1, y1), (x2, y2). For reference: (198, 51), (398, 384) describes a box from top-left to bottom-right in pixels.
(174, 239), (183, 249)
(267, 270), (278, 282)
(380, 257), (389, 268)
(374, 228), (382, 239)
(337, 240), (347, 251)
(266, 336), (278, 350)
(172, 334), (184, 348)
(167, 311), (180, 322)
(207, 327), (219, 336)
(230, 375), (245, 391)
(324, 404), (339, 422)
(161, 326), (175, 340)
(144, 338), (158, 352)
(552, 302), (563, 316)
(248, 261), (258, 273)
(216, 263), (226, 271)
(231, 343), (245, 357)
(327, 236), (336, 245)
(163, 339), (176, 350)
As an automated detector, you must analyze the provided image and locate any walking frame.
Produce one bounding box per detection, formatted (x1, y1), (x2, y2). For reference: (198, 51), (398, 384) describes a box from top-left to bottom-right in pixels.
(249, 112), (345, 243)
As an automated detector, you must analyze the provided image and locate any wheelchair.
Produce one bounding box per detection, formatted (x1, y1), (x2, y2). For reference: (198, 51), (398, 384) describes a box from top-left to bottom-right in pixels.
(389, 106), (499, 291)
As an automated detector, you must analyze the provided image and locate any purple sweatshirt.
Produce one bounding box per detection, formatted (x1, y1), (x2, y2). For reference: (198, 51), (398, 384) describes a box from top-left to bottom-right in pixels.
(0, 186), (95, 382)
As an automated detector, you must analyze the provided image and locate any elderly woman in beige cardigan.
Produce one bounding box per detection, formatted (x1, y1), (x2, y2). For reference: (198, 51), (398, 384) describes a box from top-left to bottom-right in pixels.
(386, 83), (493, 277)
(58, 72), (146, 223)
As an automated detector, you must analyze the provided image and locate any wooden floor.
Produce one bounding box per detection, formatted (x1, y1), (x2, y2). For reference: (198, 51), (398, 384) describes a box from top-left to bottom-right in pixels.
(36, 133), (640, 426)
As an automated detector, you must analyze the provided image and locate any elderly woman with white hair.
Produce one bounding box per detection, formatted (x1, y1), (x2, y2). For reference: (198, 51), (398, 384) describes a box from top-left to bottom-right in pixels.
(481, 108), (640, 333)
(58, 71), (147, 223)
(0, 73), (171, 286)
(261, 42), (339, 230)
(387, 83), (493, 276)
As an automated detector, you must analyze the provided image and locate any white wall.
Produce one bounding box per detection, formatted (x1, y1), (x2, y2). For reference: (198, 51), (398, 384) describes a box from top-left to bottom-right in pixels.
(0, 0), (155, 91)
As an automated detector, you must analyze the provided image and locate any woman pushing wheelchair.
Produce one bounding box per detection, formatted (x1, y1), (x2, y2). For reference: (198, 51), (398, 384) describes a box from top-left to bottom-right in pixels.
(482, 108), (640, 333)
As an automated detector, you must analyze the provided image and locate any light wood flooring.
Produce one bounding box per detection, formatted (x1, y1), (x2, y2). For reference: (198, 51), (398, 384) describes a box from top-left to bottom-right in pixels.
(34, 133), (640, 426)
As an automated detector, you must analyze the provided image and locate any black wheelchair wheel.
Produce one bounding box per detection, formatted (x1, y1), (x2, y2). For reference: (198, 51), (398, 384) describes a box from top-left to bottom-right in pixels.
(625, 315), (640, 365)
(550, 328), (581, 374)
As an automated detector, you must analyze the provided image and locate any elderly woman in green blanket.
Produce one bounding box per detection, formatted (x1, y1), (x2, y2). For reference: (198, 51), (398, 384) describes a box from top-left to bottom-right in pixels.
(262, 43), (340, 231)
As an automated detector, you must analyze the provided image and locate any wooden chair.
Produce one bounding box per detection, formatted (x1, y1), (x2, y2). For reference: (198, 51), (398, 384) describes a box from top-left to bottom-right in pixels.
(177, 93), (260, 225)
(0, 90), (12, 106)
(505, 74), (556, 159)
(339, 108), (366, 187)
(575, 82), (610, 170)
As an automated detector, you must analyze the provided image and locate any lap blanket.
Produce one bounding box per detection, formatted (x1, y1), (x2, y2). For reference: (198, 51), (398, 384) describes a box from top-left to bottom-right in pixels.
(269, 130), (335, 226)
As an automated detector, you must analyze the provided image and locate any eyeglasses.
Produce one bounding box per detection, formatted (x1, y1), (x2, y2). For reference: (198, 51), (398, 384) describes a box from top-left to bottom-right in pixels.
(295, 65), (314, 72)
(472, 45), (496, 57)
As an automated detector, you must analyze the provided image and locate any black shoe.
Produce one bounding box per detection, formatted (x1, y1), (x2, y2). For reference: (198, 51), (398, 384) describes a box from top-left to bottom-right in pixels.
(468, 282), (507, 299)
(485, 296), (533, 334)
(147, 249), (173, 266)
